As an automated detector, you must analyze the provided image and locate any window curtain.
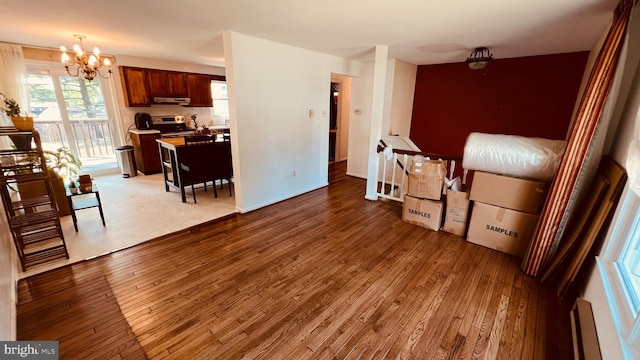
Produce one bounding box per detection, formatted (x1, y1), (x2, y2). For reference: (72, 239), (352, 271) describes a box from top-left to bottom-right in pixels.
(0, 43), (28, 126)
(522, 0), (635, 276)
(628, 72), (640, 196)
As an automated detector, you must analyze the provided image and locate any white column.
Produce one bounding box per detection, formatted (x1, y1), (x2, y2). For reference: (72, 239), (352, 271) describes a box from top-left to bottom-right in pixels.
(365, 45), (389, 201)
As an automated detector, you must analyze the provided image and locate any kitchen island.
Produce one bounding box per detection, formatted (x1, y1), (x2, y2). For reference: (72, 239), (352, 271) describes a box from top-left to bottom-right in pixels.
(130, 124), (230, 176)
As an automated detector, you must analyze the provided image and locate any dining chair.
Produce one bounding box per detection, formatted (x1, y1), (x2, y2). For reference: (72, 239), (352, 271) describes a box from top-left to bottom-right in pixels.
(212, 136), (233, 197)
(179, 136), (215, 203)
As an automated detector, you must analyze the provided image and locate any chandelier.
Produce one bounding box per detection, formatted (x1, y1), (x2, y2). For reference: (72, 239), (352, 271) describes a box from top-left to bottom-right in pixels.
(465, 47), (494, 70)
(60, 35), (112, 81)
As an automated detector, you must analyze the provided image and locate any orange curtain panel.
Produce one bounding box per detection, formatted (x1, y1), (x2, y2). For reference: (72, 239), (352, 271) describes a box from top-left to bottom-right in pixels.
(522, 0), (634, 276)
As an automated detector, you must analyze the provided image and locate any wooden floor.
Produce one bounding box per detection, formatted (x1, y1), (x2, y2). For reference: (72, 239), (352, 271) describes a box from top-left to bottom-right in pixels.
(17, 166), (573, 359)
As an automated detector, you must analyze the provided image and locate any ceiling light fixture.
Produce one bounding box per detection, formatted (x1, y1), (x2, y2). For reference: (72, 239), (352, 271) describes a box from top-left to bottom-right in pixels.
(60, 35), (112, 81)
(465, 47), (493, 71)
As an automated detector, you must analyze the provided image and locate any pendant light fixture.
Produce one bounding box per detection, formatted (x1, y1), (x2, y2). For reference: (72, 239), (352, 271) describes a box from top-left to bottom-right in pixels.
(60, 35), (112, 81)
(465, 47), (494, 70)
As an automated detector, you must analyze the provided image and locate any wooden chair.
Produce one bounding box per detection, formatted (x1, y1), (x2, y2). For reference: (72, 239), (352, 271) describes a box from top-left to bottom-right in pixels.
(179, 136), (215, 203)
(212, 135), (233, 197)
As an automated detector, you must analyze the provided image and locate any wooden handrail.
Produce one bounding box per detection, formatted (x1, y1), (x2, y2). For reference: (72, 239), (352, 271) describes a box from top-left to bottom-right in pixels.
(377, 139), (462, 164)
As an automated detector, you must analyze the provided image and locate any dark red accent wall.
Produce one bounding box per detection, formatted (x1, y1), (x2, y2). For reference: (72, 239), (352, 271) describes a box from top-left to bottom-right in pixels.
(409, 52), (589, 158)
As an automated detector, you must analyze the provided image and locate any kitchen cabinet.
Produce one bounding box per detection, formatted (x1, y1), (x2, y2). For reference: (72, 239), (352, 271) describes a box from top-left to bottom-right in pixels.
(130, 131), (162, 175)
(120, 67), (151, 107)
(120, 66), (218, 107)
(147, 70), (188, 98)
(187, 73), (213, 107)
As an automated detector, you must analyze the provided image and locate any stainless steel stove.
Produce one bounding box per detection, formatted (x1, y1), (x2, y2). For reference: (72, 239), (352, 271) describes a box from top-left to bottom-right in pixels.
(150, 115), (188, 133)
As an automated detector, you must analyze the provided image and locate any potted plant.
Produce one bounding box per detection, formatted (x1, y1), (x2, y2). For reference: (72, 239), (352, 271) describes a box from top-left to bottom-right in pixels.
(0, 93), (33, 131)
(190, 114), (198, 131)
(68, 180), (78, 194)
(43, 147), (82, 216)
(44, 147), (82, 180)
(1, 93), (33, 150)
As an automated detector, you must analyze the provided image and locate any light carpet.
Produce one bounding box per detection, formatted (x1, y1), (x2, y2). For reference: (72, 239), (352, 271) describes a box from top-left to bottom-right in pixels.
(20, 172), (237, 278)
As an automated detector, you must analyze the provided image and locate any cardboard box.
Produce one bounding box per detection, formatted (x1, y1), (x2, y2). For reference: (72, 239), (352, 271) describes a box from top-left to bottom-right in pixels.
(407, 159), (445, 200)
(469, 172), (547, 214)
(466, 202), (540, 257)
(442, 189), (470, 236)
(402, 195), (444, 231)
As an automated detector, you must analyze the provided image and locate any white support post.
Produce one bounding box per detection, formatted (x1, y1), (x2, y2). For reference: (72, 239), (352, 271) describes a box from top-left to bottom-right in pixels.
(365, 45), (389, 201)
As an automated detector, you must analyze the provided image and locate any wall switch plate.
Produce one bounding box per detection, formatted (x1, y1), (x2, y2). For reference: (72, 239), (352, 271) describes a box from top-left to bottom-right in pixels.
(309, 110), (314, 118)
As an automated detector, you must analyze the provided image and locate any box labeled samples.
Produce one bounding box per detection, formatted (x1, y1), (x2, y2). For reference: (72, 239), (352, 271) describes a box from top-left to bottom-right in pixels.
(469, 171), (547, 214)
(466, 202), (540, 257)
(402, 195), (444, 231)
(407, 158), (446, 200)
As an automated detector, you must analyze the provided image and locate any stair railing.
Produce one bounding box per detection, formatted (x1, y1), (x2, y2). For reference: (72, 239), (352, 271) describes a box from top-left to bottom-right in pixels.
(376, 139), (465, 202)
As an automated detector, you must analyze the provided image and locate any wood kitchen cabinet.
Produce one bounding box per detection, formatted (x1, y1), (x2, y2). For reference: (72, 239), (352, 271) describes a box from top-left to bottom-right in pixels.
(187, 73), (213, 107)
(130, 131), (162, 175)
(120, 66), (219, 107)
(119, 67), (151, 107)
(147, 70), (188, 97)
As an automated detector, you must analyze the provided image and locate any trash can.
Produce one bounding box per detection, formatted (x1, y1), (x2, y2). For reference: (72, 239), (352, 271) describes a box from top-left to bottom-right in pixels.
(115, 145), (137, 178)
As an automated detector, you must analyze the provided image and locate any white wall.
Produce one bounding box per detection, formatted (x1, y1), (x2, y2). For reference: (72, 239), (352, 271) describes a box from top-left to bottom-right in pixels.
(581, 5), (640, 359)
(389, 60), (417, 137)
(346, 58), (418, 179)
(223, 31), (361, 212)
(0, 200), (17, 340)
(347, 62), (374, 179)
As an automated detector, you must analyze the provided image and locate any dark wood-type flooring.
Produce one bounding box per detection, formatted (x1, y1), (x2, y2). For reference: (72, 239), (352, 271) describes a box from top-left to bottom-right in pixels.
(17, 163), (572, 359)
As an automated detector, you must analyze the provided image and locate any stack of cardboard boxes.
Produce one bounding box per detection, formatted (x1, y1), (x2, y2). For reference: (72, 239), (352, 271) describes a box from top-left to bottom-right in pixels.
(402, 157), (472, 235)
(400, 157), (548, 258)
(466, 172), (547, 257)
(402, 159), (446, 231)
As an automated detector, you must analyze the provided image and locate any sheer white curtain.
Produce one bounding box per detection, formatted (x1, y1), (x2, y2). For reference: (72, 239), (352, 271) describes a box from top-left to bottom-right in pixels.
(627, 102), (640, 196)
(0, 42), (28, 126)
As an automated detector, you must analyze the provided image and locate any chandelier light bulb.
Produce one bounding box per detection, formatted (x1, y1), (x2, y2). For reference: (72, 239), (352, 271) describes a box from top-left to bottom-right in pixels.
(93, 47), (100, 56)
(61, 52), (70, 63)
(88, 55), (97, 66)
(60, 45), (67, 52)
(103, 58), (111, 66)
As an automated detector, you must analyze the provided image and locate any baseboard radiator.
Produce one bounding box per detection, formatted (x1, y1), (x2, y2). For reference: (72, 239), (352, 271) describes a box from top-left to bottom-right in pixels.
(570, 298), (602, 360)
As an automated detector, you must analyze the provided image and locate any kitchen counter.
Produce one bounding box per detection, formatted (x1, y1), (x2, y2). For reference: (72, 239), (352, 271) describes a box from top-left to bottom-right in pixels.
(161, 130), (197, 138)
(210, 124), (230, 131)
(129, 129), (161, 135)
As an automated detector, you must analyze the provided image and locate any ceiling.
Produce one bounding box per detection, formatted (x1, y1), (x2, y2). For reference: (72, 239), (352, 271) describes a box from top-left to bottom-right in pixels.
(0, 0), (620, 67)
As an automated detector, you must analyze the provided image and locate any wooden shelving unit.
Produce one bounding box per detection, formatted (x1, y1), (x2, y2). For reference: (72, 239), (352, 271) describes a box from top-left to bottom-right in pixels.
(0, 126), (69, 271)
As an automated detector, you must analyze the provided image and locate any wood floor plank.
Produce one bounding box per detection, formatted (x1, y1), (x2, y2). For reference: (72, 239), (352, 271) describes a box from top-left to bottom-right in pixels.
(17, 174), (573, 359)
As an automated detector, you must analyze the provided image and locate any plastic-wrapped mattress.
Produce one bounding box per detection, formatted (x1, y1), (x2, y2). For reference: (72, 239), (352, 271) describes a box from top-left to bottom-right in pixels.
(462, 132), (566, 181)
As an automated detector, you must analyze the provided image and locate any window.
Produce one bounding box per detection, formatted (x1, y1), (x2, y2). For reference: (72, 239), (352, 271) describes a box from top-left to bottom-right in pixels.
(25, 60), (120, 175)
(25, 65), (118, 174)
(599, 185), (640, 359)
(210, 81), (229, 121)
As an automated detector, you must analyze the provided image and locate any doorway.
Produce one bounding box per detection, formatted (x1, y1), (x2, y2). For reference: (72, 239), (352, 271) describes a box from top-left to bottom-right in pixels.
(25, 68), (118, 174)
(329, 82), (339, 163)
(328, 75), (351, 182)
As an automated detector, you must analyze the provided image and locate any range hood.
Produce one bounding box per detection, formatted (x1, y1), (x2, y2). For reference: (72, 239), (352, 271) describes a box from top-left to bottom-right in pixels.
(153, 97), (191, 106)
